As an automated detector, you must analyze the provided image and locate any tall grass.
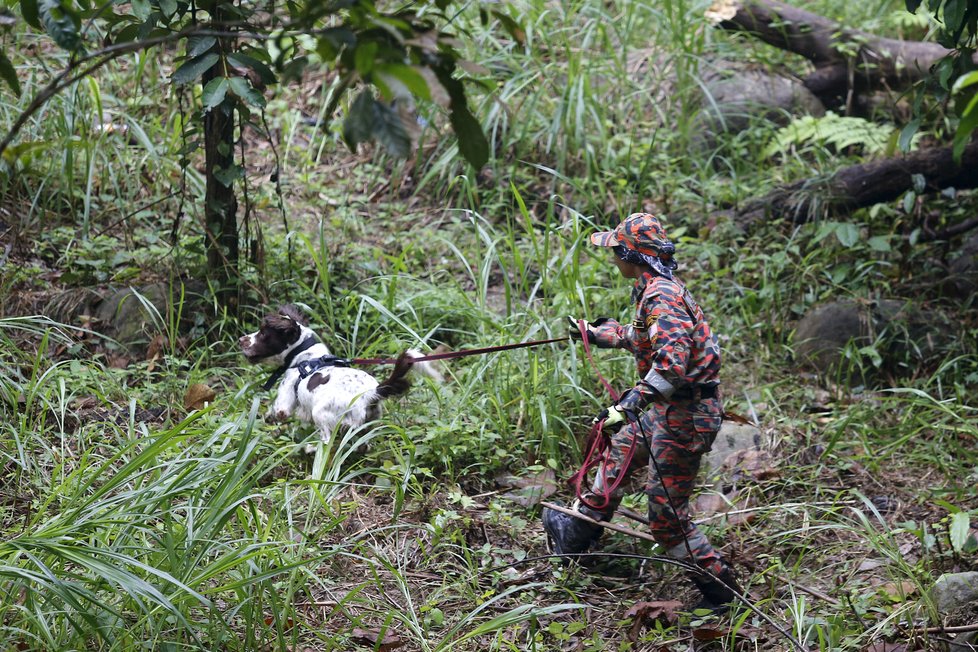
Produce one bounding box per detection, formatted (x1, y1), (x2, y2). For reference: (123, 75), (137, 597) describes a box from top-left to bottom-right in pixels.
(3, 0), (977, 649)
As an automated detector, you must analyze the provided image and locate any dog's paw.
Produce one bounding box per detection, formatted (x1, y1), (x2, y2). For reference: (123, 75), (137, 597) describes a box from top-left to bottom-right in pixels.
(265, 409), (289, 424)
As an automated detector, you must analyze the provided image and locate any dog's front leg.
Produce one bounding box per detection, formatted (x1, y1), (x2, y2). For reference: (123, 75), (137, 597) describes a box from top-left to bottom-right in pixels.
(267, 370), (300, 423)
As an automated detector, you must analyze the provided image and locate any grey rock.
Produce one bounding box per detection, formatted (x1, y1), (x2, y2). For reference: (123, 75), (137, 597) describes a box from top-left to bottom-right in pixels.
(931, 572), (978, 615)
(95, 283), (170, 351)
(950, 630), (978, 652)
(704, 421), (763, 478)
(43, 287), (106, 324)
(791, 299), (952, 386)
(690, 64), (826, 154)
(92, 280), (208, 354)
(945, 232), (978, 300)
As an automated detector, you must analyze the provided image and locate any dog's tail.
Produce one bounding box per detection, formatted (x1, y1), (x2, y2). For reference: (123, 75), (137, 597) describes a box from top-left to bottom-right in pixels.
(373, 349), (443, 401)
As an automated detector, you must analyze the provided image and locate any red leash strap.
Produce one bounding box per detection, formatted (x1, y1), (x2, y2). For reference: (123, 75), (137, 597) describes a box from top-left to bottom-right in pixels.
(577, 319), (619, 403)
(570, 319), (643, 511)
(349, 336), (569, 366)
(569, 420), (641, 512)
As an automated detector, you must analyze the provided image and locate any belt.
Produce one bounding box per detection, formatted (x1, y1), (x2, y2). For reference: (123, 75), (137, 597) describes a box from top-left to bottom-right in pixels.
(671, 384), (719, 401)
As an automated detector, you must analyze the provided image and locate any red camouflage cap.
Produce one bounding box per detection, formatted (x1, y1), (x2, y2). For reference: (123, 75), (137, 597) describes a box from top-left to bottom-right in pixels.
(589, 212), (672, 257)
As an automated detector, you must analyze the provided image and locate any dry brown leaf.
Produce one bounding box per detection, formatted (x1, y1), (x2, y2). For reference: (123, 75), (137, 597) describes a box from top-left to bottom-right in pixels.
(723, 449), (779, 482)
(857, 559), (885, 572)
(694, 492), (731, 517)
(184, 383), (217, 411)
(107, 354), (131, 369)
(624, 600), (682, 641)
(496, 469), (558, 507)
(146, 334), (166, 361)
(71, 396), (98, 410)
(264, 616), (294, 631)
(862, 642), (909, 652)
(878, 580), (917, 602)
(351, 627), (405, 651)
(692, 625), (727, 641)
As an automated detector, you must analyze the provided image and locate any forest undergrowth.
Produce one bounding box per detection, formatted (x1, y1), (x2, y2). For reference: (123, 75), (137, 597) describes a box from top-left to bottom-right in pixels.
(1, 0), (977, 650)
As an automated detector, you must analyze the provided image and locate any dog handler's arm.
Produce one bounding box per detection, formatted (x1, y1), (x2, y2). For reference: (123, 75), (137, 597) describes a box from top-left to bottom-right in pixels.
(567, 316), (625, 349)
(618, 284), (695, 414)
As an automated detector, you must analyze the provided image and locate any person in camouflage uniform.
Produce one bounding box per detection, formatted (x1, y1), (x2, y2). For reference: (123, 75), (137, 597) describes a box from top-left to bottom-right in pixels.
(543, 212), (742, 613)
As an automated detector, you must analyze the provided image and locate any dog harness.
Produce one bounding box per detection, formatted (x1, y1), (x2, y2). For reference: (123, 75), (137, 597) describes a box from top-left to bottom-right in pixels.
(262, 336), (320, 391)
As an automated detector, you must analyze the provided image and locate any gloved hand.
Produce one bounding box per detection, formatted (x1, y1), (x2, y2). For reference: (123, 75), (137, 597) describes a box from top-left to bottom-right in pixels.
(592, 404), (641, 431)
(567, 316), (612, 344)
(593, 405), (626, 430)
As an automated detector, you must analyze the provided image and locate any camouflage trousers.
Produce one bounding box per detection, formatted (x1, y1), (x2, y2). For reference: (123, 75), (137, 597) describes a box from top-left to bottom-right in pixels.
(579, 396), (727, 576)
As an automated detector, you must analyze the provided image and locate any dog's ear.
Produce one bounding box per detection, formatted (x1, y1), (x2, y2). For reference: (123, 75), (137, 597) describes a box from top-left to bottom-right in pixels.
(277, 304), (310, 326)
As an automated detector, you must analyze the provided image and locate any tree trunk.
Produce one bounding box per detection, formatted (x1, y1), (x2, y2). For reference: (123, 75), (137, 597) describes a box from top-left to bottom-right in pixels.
(202, 12), (239, 315)
(709, 0), (975, 107)
(735, 140), (978, 227)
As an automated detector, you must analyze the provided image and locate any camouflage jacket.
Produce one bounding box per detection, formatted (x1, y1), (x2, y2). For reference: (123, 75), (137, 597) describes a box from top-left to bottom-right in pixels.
(591, 270), (721, 405)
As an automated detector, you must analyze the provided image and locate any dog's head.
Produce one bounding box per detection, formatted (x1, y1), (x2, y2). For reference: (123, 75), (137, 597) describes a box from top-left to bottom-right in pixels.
(239, 305), (311, 364)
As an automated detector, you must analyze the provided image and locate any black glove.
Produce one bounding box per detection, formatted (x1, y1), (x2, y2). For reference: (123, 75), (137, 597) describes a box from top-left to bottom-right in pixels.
(567, 316), (612, 344)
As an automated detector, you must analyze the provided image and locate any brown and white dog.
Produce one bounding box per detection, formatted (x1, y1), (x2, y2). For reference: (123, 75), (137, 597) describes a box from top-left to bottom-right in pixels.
(239, 304), (438, 449)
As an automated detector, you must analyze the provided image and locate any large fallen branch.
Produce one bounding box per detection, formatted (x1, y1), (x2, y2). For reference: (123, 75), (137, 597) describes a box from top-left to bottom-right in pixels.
(735, 139), (978, 227)
(707, 0), (975, 104)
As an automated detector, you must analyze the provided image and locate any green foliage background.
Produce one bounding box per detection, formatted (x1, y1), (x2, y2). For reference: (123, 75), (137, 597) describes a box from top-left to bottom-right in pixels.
(0, 0), (977, 650)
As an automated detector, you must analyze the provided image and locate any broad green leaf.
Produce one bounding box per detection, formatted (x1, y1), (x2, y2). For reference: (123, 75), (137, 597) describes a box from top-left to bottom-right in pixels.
(867, 235), (891, 252)
(172, 52), (219, 85)
(186, 35), (216, 58)
(952, 70), (978, 93)
(952, 99), (978, 161)
(354, 41), (378, 77)
(449, 102), (489, 169)
(950, 511), (971, 553)
(936, 55), (955, 88)
(898, 118), (920, 152)
(0, 50), (21, 97)
(213, 163), (243, 187)
(228, 75), (265, 108)
(111, 23), (141, 44)
(342, 90), (411, 158)
(39, 0), (82, 51)
(158, 0), (177, 18)
(227, 52), (276, 85)
(492, 10), (526, 45)
(858, 345), (883, 368)
(905, 0), (923, 11)
(903, 190), (916, 213)
(812, 220), (837, 244)
(372, 103), (412, 158)
(343, 90), (376, 149)
(374, 63), (429, 101)
(834, 222), (859, 247)
(315, 27), (356, 62)
(131, 0), (151, 21)
(20, 0), (40, 28)
(942, 0), (966, 32)
(201, 76), (228, 111)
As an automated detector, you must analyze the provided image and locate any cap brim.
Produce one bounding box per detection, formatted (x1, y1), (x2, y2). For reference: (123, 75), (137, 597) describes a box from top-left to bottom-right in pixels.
(589, 231), (619, 247)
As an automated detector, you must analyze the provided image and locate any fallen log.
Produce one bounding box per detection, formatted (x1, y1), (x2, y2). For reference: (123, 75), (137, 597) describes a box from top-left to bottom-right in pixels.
(707, 0), (976, 106)
(735, 139), (978, 227)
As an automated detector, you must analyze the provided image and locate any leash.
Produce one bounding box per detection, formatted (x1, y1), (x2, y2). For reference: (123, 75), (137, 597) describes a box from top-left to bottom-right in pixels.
(347, 336), (570, 365)
(568, 319), (639, 511)
(263, 335), (570, 391)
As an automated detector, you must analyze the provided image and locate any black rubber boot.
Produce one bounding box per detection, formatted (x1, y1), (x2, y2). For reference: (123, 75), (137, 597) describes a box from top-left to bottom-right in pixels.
(542, 504), (603, 558)
(690, 567), (741, 614)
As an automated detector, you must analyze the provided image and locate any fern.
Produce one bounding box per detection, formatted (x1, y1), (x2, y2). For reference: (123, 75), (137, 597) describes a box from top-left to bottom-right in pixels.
(763, 111), (913, 159)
